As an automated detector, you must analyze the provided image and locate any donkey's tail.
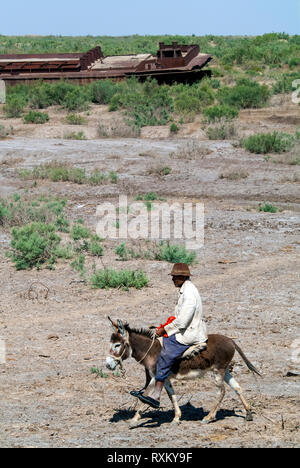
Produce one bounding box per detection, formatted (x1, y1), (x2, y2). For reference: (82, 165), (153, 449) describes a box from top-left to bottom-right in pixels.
(233, 341), (262, 377)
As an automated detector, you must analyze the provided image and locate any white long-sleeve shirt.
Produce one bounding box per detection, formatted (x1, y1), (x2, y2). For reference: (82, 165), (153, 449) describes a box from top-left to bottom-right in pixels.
(164, 280), (207, 346)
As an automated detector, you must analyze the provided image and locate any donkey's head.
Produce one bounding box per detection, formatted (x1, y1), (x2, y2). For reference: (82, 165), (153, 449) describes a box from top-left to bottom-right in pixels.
(106, 317), (131, 371)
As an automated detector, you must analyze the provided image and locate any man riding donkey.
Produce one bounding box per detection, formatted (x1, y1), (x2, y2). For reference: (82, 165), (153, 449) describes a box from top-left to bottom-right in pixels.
(132, 262), (208, 409)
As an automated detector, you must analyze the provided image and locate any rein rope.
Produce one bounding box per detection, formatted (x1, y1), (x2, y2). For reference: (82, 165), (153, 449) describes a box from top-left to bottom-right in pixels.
(114, 331), (157, 377)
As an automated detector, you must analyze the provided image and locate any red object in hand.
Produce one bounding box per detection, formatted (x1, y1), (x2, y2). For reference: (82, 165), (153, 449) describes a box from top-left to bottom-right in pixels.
(156, 316), (176, 338)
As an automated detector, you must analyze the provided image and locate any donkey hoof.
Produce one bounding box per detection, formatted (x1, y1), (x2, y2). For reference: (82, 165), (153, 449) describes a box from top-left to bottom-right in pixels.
(129, 420), (140, 429)
(171, 419), (181, 426)
(201, 416), (216, 425)
(245, 412), (253, 422)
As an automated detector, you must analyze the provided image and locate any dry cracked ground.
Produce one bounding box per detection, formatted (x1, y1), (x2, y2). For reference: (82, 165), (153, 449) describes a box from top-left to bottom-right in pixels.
(0, 98), (299, 448)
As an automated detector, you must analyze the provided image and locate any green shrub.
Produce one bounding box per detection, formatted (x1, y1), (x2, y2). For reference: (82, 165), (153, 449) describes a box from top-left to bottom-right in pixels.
(66, 113), (87, 125)
(63, 87), (90, 111)
(242, 132), (295, 154)
(272, 72), (300, 94)
(0, 194), (67, 228)
(23, 111), (49, 124)
(64, 131), (87, 140)
(70, 254), (86, 278)
(89, 79), (117, 104)
(211, 79), (221, 89)
(170, 123), (179, 134)
(203, 104), (239, 123)
(4, 95), (26, 118)
(155, 242), (196, 265)
(88, 240), (104, 257)
(258, 203), (278, 213)
(115, 242), (129, 261)
(91, 269), (148, 290)
(28, 82), (54, 109)
(218, 79), (270, 109)
(173, 81), (215, 115)
(289, 57), (300, 69)
(8, 222), (61, 270)
(71, 224), (91, 241)
(206, 122), (236, 140)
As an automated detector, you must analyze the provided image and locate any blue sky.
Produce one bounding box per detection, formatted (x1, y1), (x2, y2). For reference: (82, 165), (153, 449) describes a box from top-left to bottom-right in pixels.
(1, 0), (299, 36)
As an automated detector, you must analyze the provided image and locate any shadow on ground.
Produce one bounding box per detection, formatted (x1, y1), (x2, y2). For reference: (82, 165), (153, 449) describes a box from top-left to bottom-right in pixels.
(109, 402), (244, 427)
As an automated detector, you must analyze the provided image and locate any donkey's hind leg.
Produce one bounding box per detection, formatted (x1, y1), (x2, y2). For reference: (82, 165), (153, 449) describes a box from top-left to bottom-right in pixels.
(201, 368), (226, 424)
(224, 369), (253, 421)
(164, 379), (181, 424)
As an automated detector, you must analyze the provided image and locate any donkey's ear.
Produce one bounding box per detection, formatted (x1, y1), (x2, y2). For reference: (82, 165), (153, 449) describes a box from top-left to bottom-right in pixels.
(108, 316), (118, 331)
(117, 319), (126, 337)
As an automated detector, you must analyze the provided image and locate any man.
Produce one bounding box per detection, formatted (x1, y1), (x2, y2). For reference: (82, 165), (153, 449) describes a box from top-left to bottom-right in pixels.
(137, 263), (207, 409)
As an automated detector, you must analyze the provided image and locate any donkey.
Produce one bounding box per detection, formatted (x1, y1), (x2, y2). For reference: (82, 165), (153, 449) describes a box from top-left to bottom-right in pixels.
(106, 317), (261, 428)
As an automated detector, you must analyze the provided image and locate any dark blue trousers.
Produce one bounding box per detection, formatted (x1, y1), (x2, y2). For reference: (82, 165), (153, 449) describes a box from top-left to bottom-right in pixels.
(155, 335), (189, 382)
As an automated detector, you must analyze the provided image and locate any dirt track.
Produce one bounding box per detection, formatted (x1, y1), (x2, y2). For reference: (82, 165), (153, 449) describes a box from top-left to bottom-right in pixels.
(0, 101), (299, 447)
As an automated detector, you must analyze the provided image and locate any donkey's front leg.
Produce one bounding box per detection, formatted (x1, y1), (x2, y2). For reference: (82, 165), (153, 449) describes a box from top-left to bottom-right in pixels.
(129, 377), (156, 429)
(164, 379), (181, 424)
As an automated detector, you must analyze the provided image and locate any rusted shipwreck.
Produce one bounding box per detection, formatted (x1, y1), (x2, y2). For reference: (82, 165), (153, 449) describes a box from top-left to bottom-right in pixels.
(0, 42), (212, 85)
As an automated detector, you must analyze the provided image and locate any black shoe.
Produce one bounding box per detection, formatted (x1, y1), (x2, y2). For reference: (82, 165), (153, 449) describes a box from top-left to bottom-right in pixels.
(130, 389), (144, 398)
(137, 394), (160, 409)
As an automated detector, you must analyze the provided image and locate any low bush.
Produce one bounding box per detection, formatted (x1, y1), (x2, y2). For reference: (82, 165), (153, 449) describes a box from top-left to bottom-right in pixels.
(155, 242), (196, 265)
(0, 194), (67, 228)
(7, 222), (61, 270)
(18, 162), (118, 185)
(91, 269), (148, 290)
(206, 121), (236, 140)
(242, 132), (295, 154)
(258, 203), (278, 213)
(219, 168), (249, 180)
(170, 123), (179, 134)
(203, 104), (239, 123)
(4, 95), (26, 118)
(272, 72), (300, 94)
(66, 113), (87, 125)
(64, 131), (87, 140)
(23, 111), (49, 124)
(89, 79), (117, 105)
(217, 79), (270, 109)
(173, 80), (215, 115)
(63, 87), (90, 111)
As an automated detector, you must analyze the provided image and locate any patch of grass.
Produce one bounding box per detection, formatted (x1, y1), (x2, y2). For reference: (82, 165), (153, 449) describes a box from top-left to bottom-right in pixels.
(136, 192), (159, 202)
(23, 111), (49, 124)
(272, 72), (300, 94)
(219, 168), (249, 180)
(206, 121), (236, 140)
(7, 222), (61, 270)
(66, 113), (87, 125)
(17, 162), (118, 185)
(171, 141), (212, 160)
(90, 269), (149, 290)
(170, 123), (179, 134)
(147, 166), (172, 177)
(203, 104), (239, 123)
(0, 194), (67, 228)
(242, 132), (295, 154)
(155, 242), (196, 265)
(64, 131), (87, 140)
(217, 78), (270, 109)
(70, 254), (86, 279)
(90, 367), (109, 378)
(258, 203), (278, 213)
(4, 95), (26, 118)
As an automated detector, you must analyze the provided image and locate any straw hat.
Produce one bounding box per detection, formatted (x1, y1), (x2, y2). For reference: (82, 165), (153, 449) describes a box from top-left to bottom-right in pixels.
(169, 263), (191, 277)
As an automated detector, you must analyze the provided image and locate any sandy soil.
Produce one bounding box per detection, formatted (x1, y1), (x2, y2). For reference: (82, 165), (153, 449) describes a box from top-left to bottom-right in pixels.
(0, 99), (299, 448)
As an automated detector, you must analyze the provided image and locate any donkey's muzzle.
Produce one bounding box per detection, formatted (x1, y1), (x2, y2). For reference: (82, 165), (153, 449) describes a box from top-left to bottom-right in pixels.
(106, 356), (118, 371)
